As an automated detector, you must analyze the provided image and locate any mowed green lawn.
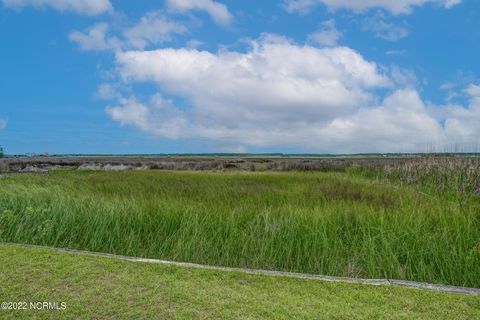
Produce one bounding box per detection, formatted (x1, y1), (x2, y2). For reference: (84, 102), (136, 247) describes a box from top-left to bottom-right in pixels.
(0, 245), (479, 319)
(0, 170), (479, 287)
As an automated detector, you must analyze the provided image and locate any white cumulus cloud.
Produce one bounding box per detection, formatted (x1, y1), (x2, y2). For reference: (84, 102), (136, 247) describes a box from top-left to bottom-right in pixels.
(69, 12), (187, 51)
(69, 23), (120, 51)
(465, 84), (480, 107)
(307, 19), (342, 47)
(317, 90), (445, 152)
(95, 83), (121, 100)
(2, 0), (112, 15)
(284, 0), (461, 15)
(123, 11), (188, 50)
(166, 0), (233, 26)
(106, 94), (188, 139)
(103, 36), (480, 152)
(433, 86), (480, 146)
(116, 35), (391, 126)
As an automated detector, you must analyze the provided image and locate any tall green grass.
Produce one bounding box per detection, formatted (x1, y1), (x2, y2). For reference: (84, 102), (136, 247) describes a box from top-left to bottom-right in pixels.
(1, 170), (479, 287)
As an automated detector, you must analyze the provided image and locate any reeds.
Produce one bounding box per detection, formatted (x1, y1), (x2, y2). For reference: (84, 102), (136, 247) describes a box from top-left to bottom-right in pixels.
(1, 170), (479, 288)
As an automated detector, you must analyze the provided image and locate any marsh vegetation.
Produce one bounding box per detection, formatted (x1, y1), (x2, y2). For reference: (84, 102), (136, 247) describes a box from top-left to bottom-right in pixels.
(1, 158), (479, 288)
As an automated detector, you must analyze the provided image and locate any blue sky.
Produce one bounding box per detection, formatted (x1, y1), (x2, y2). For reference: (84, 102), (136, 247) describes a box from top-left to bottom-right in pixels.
(0, 0), (479, 154)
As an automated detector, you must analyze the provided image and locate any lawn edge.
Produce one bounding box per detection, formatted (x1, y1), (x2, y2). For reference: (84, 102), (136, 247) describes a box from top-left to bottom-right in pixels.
(2, 242), (479, 296)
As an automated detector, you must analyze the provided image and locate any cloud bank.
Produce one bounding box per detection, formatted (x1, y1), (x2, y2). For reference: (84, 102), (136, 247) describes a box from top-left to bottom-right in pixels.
(102, 35), (480, 153)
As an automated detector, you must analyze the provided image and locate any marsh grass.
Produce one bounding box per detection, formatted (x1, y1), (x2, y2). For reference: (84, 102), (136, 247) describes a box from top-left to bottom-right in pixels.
(0, 170), (479, 287)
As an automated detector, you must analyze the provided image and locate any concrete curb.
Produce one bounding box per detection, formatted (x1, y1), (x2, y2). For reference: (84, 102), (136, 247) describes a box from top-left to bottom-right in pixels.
(2, 242), (479, 295)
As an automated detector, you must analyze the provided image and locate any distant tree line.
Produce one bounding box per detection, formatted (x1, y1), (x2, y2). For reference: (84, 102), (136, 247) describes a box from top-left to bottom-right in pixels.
(0, 145), (4, 158)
